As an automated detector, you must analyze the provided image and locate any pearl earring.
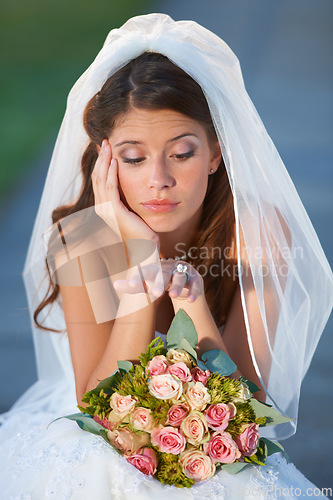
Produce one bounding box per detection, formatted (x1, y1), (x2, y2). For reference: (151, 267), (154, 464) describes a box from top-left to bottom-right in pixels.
(210, 169), (214, 173)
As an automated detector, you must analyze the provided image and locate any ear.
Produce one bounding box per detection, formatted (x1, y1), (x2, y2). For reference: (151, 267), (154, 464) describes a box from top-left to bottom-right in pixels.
(208, 140), (222, 174)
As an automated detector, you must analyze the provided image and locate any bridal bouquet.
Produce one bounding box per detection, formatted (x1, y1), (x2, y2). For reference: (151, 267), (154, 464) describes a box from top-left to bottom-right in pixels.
(60, 310), (290, 488)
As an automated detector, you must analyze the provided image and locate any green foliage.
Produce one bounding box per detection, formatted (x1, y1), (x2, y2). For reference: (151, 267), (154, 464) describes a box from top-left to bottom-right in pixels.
(226, 402), (257, 437)
(243, 454), (266, 466)
(94, 369), (127, 395)
(206, 373), (241, 404)
(239, 376), (261, 394)
(117, 360), (133, 372)
(155, 451), (194, 488)
(166, 309), (198, 351)
(150, 400), (171, 423)
(249, 399), (294, 426)
(198, 349), (237, 376)
(78, 389), (111, 419)
(220, 461), (249, 474)
(138, 337), (167, 369)
(260, 438), (289, 462)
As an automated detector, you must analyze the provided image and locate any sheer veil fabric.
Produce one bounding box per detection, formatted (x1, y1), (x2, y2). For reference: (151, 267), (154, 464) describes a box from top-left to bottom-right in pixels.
(13, 13), (332, 441)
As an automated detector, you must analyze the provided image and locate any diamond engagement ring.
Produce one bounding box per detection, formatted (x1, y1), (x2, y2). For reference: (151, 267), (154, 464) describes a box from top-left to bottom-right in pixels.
(172, 263), (190, 285)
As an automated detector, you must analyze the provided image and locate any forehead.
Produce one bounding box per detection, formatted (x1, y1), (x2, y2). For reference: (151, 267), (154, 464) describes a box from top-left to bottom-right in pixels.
(111, 107), (206, 138)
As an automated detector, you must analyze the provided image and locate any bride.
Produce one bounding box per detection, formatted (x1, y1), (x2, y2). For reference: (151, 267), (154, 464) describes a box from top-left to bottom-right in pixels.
(0, 13), (332, 499)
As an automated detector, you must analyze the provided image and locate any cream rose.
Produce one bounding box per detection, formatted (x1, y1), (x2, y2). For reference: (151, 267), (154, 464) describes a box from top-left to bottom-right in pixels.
(179, 448), (215, 482)
(234, 381), (252, 402)
(148, 374), (182, 400)
(130, 407), (155, 432)
(166, 349), (193, 368)
(110, 392), (136, 416)
(107, 427), (150, 456)
(180, 411), (210, 446)
(184, 381), (211, 411)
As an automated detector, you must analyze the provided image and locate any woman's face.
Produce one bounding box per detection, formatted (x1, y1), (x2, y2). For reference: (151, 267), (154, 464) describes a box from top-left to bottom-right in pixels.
(108, 107), (221, 235)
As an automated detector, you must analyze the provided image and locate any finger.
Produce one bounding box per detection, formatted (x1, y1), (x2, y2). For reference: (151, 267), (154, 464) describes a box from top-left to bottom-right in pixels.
(113, 276), (145, 294)
(187, 274), (203, 302)
(168, 270), (188, 298)
(92, 140), (112, 204)
(106, 157), (121, 204)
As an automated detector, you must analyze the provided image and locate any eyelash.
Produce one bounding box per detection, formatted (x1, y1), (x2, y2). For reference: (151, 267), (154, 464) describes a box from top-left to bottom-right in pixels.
(122, 151), (195, 165)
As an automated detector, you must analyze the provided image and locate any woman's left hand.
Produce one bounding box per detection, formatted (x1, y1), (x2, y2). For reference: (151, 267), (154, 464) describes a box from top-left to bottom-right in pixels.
(114, 260), (203, 303)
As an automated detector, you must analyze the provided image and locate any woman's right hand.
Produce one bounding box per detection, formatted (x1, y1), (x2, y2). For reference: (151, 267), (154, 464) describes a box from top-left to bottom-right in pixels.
(91, 139), (159, 248)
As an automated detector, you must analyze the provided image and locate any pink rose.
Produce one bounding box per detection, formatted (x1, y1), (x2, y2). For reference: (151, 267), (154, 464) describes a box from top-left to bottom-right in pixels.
(126, 447), (158, 476)
(130, 407), (155, 432)
(184, 382), (211, 411)
(150, 425), (186, 454)
(168, 362), (192, 382)
(191, 367), (211, 386)
(179, 448), (215, 482)
(204, 403), (236, 431)
(234, 423), (259, 457)
(148, 374), (182, 400)
(180, 411), (210, 446)
(93, 414), (114, 430)
(166, 404), (189, 427)
(146, 355), (170, 377)
(107, 427), (150, 456)
(110, 393), (136, 416)
(203, 431), (241, 464)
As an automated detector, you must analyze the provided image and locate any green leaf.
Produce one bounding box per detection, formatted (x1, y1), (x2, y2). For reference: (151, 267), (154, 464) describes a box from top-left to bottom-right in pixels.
(257, 438), (268, 462)
(51, 413), (109, 443)
(94, 370), (123, 395)
(117, 360), (133, 373)
(200, 349), (237, 376)
(220, 462), (249, 474)
(249, 399), (294, 426)
(196, 358), (209, 371)
(239, 376), (261, 394)
(179, 338), (197, 362)
(166, 309), (198, 350)
(260, 438), (289, 463)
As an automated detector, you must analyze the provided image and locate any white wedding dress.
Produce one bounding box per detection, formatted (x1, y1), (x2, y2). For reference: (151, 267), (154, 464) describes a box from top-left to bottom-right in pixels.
(0, 332), (327, 500)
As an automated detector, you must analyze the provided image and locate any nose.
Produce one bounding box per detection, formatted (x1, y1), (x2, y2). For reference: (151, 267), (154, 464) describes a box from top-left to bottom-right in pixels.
(148, 157), (175, 190)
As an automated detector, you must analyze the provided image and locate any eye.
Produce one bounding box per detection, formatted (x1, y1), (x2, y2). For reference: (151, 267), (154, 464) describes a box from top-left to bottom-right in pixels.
(122, 157), (145, 165)
(172, 150), (195, 161)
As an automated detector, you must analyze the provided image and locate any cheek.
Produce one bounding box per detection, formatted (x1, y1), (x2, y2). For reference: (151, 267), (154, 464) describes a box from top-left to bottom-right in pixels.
(184, 170), (209, 205)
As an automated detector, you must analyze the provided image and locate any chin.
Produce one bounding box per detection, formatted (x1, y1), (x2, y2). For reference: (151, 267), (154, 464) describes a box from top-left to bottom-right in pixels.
(143, 215), (183, 234)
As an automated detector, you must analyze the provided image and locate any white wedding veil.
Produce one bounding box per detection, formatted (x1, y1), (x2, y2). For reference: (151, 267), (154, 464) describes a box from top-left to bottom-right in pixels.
(18, 13), (332, 439)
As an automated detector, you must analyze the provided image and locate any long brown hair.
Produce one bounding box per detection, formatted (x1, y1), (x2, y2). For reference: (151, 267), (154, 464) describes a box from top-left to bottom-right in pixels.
(34, 52), (238, 331)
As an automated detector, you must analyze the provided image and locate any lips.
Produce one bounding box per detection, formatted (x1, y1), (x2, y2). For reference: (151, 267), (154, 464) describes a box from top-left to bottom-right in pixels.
(141, 198), (180, 213)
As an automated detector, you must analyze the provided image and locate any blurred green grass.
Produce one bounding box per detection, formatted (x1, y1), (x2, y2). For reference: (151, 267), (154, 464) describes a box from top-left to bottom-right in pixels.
(0, 0), (152, 199)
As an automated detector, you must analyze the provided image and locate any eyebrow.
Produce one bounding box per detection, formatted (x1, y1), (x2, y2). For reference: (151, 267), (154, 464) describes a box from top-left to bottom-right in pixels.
(114, 133), (198, 148)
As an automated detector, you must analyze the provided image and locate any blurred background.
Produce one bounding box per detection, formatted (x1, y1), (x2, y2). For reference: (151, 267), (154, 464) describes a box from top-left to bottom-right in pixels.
(0, 0), (332, 491)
